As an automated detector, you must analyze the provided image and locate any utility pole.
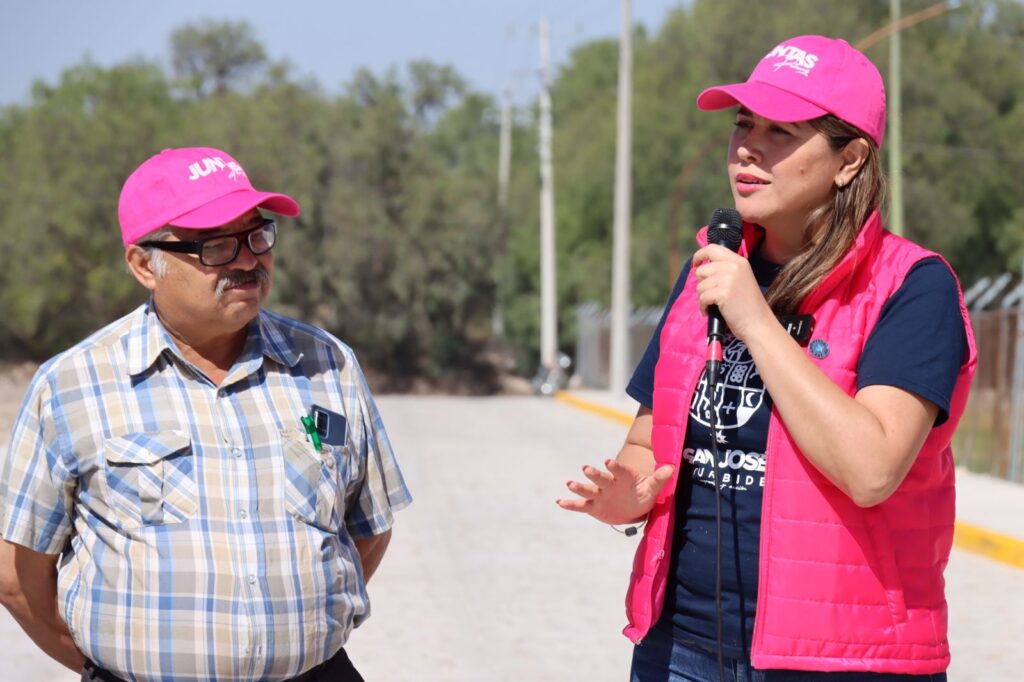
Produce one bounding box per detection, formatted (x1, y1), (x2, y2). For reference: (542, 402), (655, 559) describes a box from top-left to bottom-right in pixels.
(889, 0), (904, 236)
(856, 2), (963, 234)
(538, 18), (558, 371)
(498, 89), (512, 210)
(856, 0), (960, 237)
(609, 0), (633, 395)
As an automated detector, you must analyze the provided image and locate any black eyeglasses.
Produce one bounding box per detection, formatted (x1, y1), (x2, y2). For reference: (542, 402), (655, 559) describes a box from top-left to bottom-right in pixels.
(140, 219), (277, 267)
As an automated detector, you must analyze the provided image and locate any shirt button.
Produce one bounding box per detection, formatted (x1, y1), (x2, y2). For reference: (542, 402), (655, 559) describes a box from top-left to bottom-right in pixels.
(233, 447), (242, 458)
(248, 574), (256, 585)
(239, 509), (248, 519)
(325, 457), (335, 469)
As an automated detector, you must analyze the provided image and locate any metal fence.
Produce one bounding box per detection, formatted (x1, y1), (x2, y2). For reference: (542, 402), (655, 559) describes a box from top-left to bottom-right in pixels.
(950, 301), (1024, 477)
(575, 303), (661, 390)
(575, 270), (1024, 483)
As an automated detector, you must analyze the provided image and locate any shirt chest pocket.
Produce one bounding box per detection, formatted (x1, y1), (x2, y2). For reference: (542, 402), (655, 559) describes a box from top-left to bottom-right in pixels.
(102, 431), (198, 530)
(281, 429), (350, 533)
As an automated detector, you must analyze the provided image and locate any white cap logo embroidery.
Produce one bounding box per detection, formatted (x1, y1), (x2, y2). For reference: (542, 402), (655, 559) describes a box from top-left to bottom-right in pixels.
(186, 157), (248, 182)
(226, 161), (246, 181)
(765, 43), (820, 77)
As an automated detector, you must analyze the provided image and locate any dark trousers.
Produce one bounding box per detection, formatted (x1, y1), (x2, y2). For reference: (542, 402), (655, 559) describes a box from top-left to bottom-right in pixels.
(81, 646), (365, 682)
(631, 625), (947, 681)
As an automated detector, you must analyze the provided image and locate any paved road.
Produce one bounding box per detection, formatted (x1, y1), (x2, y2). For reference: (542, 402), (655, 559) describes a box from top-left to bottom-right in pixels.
(3, 396), (1023, 680)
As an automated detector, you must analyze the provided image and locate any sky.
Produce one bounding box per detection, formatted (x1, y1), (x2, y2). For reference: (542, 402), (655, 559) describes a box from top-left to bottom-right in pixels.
(0, 1), (684, 107)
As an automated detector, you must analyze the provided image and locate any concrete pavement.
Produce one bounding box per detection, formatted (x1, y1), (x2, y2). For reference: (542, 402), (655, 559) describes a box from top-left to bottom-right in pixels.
(2, 395), (1023, 680)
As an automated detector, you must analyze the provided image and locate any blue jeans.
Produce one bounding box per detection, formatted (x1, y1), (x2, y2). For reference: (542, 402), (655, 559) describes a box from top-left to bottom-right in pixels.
(630, 626), (947, 682)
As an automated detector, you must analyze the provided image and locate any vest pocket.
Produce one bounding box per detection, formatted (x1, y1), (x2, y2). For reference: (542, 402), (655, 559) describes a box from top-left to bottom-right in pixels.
(102, 431), (197, 529)
(866, 511), (908, 625)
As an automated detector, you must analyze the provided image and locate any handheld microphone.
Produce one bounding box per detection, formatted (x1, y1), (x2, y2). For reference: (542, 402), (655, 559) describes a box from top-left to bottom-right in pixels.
(704, 208), (744, 378)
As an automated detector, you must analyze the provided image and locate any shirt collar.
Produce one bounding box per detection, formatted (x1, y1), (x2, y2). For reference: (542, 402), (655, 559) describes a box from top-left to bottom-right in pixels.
(126, 300), (177, 376)
(126, 299), (302, 377)
(257, 311), (302, 369)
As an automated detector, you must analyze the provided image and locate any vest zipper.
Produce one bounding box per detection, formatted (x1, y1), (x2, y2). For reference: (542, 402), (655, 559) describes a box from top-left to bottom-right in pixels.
(630, 361), (705, 642)
(750, 407), (779, 655)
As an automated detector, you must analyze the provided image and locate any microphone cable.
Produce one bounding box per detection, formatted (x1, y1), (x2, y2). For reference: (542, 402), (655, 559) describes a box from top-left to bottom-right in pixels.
(706, 354), (726, 682)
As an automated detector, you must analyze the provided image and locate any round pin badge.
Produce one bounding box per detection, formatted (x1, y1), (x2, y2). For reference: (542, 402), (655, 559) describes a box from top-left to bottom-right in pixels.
(809, 339), (830, 359)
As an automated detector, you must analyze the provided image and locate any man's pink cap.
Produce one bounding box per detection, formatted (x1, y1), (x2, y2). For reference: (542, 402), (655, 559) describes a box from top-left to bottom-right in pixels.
(697, 35), (886, 148)
(118, 147), (301, 246)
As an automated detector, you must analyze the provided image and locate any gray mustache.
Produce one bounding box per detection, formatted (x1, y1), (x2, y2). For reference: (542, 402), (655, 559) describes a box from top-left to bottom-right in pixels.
(215, 266), (270, 299)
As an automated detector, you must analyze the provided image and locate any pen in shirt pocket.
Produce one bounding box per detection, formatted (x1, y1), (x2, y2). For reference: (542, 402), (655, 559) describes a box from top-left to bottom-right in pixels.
(300, 415), (322, 452)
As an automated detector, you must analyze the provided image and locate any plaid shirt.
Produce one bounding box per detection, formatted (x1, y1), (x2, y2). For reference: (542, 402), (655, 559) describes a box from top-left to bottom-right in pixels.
(0, 301), (411, 681)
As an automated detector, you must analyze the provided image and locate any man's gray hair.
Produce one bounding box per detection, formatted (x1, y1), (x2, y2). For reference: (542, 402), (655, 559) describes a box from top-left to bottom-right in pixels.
(137, 227), (174, 278)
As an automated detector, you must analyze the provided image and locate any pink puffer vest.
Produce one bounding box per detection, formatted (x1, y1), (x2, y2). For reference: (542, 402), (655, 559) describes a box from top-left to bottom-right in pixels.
(623, 210), (977, 674)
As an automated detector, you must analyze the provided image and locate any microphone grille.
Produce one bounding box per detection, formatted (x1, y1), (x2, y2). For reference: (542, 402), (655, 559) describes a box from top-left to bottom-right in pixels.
(707, 208), (743, 252)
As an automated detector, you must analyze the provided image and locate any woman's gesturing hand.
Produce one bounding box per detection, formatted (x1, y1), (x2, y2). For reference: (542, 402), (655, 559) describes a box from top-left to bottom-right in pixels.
(692, 243), (775, 343)
(556, 458), (674, 526)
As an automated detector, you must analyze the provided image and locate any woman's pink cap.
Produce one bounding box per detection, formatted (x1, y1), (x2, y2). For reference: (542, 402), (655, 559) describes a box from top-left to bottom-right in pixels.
(697, 35), (886, 147)
(118, 147), (301, 246)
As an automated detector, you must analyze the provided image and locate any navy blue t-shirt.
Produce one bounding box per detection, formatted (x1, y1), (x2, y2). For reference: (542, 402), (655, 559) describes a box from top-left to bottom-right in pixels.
(625, 248), (967, 660)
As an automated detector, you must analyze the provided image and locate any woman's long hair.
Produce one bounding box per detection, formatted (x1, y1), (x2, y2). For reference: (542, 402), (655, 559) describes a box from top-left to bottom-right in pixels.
(764, 115), (887, 314)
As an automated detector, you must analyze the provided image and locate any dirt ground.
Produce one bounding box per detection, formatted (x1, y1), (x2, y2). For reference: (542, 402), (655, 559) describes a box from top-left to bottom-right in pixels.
(0, 363), (37, 438)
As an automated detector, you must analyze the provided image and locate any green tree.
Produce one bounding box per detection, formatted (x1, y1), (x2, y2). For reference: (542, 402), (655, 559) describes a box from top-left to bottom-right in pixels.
(0, 61), (183, 357)
(170, 20), (267, 98)
(4, 4), (1024, 383)
(499, 0), (1024, 373)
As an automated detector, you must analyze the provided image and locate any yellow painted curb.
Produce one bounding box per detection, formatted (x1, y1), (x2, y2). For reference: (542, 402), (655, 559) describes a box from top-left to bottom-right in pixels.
(953, 521), (1024, 569)
(555, 391), (1024, 571)
(554, 391), (633, 425)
